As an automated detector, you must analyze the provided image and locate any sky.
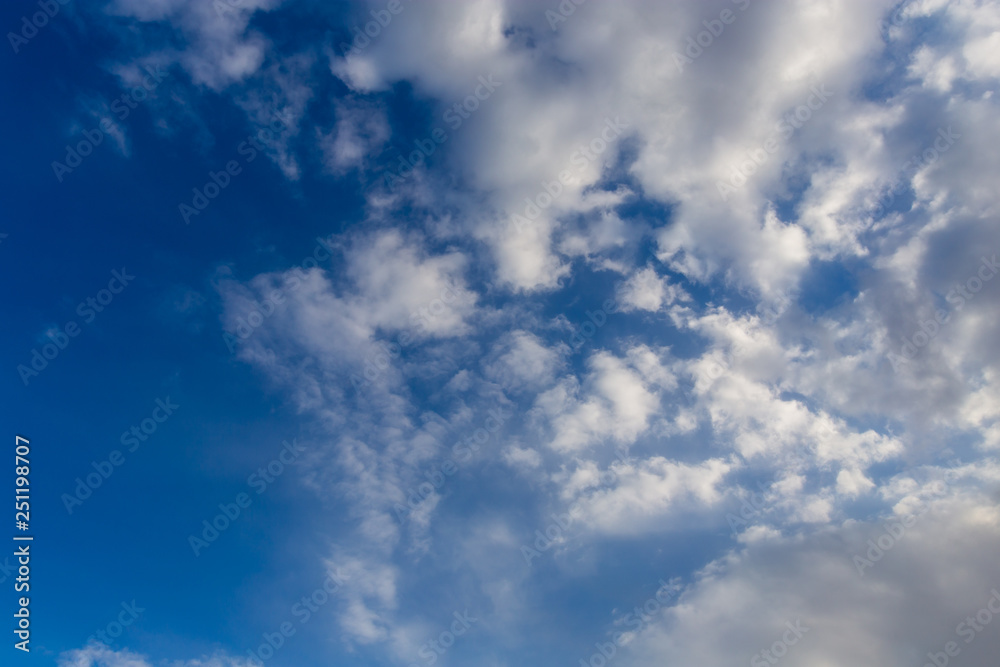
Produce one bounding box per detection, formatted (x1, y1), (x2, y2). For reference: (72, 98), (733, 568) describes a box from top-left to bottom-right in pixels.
(2, 0), (1000, 665)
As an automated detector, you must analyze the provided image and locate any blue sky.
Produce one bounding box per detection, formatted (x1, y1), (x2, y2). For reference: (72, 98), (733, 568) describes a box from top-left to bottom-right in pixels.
(3, 1), (1000, 666)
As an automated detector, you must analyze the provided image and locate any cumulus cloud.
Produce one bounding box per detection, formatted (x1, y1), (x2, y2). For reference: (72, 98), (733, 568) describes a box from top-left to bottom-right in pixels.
(566, 456), (734, 535)
(482, 330), (567, 393)
(58, 644), (252, 667)
(319, 99), (391, 173)
(535, 347), (673, 453)
(105, 0), (281, 90)
(617, 266), (688, 313)
(619, 490), (1000, 667)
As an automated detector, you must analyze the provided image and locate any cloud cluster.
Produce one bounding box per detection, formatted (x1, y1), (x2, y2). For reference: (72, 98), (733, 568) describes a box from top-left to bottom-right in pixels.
(58, 643), (254, 667)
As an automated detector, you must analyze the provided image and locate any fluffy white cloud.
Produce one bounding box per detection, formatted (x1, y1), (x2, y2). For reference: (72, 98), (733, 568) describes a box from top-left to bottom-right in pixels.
(105, 0), (282, 90)
(617, 266), (688, 312)
(565, 456), (734, 535)
(618, 489), (1000, 667)
(535, 346), (674, 453)
(319, 99), (391, 173)
(58, 644), (253, 667)
(218, 228), (478, 379)
(483, 330), (567, 393)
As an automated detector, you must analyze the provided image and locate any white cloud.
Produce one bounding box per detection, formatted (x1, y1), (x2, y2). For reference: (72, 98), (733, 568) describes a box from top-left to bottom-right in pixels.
(535, 347), (672, 453)
(618, 491), (1000, 667)
(617, 266), (688, 312)
(105, 0), (282, 90)
(319, 99), (391, 173)
(483, 330), (566, 393)
(502, 444), (543, 469)
(567, 456), (734, 535)
(58, 644), (253, 667)
(218, 229), (478, 379)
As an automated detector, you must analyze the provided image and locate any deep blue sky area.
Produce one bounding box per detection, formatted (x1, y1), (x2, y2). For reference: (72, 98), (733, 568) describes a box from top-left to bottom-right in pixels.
(0, 3), (359, 661)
